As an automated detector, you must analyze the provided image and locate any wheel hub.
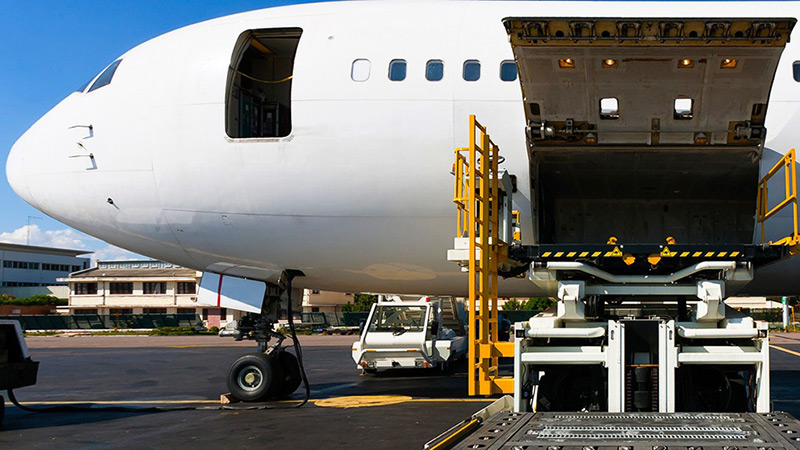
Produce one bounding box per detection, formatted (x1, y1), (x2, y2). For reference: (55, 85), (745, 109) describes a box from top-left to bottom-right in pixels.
(237, 365), (263, 391)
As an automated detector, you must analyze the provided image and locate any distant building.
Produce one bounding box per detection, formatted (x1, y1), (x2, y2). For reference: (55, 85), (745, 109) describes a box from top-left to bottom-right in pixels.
(60, 260), (241, 327)
(0, 242), (91, 297)
(725, 296), (783, 309)
(302, 289), (353, 313)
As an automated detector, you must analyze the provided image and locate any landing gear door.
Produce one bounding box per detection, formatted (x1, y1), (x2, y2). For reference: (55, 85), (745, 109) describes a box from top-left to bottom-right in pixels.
(198, 272), (266, 314)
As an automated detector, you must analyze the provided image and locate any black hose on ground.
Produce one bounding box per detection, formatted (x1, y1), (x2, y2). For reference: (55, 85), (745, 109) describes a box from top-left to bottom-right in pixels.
(283, 270), (311, 408)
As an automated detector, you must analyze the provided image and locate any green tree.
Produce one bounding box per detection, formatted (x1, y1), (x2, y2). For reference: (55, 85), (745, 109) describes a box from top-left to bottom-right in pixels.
(502, 299), (522, 311)
(524, 297), (556, 311)
(341, 294), (378, 312)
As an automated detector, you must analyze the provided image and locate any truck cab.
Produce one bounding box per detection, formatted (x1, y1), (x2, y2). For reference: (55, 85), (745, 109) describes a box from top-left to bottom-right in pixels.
(352, 297), (467, 373)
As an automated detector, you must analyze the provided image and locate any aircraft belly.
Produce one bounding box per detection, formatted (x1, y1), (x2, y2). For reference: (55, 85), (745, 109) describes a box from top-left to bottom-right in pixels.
(158, 210), (540, 296)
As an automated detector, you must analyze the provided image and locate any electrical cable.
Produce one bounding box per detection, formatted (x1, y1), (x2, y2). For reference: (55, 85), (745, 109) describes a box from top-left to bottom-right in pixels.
(283, 271), (311, 408)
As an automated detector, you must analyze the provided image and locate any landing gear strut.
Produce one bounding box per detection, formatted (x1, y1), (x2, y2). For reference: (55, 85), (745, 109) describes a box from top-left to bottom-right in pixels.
(221, 270), (308, 403)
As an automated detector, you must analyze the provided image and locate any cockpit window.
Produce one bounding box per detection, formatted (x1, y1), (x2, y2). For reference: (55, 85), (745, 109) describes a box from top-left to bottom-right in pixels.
(88, 60), (122, 92)
(76, 78), (93, 93)
(226, 28), (302, 138)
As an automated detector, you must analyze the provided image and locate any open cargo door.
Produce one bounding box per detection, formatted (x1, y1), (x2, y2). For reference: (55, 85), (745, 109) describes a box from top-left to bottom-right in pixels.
(503, 18), (795, 245)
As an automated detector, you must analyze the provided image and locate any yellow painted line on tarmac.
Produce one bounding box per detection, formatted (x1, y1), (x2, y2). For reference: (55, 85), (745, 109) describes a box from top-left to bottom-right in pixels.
(6, 399), (299, 405)
(313, 395), (493, 408)
(168, 345), (218, 348)
(771, 344), (800, 357)
(6, 397), (492, 408)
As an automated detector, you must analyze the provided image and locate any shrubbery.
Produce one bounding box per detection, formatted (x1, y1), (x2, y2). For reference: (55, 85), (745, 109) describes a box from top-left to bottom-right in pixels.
(0, 294), (67, 306)
(502, 297), (556, 311)
(341, 294), (378, 312)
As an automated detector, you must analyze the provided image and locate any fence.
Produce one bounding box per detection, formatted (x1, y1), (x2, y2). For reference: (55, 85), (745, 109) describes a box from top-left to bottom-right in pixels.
(301, 312), (369, 328)
(0, 313), (201, 331)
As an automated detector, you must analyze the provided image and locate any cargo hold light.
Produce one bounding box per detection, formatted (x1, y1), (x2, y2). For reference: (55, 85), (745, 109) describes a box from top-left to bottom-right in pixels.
(721, 58), (738, 69)
(679, 58), (694, 68)
(602, 58), (617, 68)
(559, 58), (575, 68)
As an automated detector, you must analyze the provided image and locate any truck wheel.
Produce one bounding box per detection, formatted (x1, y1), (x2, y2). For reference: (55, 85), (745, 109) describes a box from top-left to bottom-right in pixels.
(226, 353), (282, 402)
(274, 351), (302, 398)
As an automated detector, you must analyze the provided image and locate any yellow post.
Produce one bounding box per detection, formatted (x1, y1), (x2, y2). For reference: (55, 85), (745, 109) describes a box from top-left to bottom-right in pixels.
(453, 115), (515, 396)
(467, 115), (477, 396)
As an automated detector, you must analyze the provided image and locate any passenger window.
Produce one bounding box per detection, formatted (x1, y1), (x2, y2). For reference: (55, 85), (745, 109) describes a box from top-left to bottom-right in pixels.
(500, 60), (517, 81)
(794, 61), (800, 82)
(351, 59), (371, 82)
(463, 60), (481, 81)
(389, 59), (407, 81)
(225, 28), (302, 139)
(88, 60), (122, 92)
(426, 60), (444, 81)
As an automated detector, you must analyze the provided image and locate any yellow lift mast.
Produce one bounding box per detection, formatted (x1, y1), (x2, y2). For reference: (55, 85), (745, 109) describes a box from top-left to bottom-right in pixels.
(453, 115), (515, 396)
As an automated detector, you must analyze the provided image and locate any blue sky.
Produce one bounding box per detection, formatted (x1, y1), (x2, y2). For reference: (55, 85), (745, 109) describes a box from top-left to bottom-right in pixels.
(0, 0), (316, 260)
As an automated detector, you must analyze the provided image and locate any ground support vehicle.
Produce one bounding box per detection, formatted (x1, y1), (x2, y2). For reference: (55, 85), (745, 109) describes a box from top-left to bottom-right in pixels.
(352, 297), (467, 373)
(0, 320), (39, 427)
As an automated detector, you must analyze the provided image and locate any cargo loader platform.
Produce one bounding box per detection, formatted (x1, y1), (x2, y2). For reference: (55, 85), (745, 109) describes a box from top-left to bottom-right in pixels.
(439, 408), (800, 449)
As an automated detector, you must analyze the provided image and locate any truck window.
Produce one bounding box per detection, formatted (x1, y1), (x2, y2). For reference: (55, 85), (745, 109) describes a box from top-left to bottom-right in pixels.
(368, 306), (427, 332)
(226, 28), (302, 138)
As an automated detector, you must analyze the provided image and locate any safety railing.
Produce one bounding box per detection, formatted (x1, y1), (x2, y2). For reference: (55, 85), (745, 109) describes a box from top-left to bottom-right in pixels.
(452, 115), (514, 396)
(757, 148), (799, 248)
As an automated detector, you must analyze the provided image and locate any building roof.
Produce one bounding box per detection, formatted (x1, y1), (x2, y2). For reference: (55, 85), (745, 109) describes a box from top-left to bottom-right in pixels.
(0, 242), (92, 257)
(70, 268), (199, 279)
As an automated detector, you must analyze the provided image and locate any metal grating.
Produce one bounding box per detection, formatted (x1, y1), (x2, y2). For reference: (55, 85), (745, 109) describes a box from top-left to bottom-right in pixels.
(450, 411), (800, 449)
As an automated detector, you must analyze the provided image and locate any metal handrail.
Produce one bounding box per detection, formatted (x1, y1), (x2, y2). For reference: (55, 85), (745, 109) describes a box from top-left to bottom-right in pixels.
(452, 115), (512, 395)
(757, 148), (799, 247)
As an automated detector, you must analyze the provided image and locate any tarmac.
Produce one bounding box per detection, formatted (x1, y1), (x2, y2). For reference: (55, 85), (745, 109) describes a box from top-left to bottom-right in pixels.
(2, 333), (800, 449)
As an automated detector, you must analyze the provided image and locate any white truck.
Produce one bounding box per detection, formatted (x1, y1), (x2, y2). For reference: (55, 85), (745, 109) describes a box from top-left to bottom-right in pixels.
(352, 297), (467, 373)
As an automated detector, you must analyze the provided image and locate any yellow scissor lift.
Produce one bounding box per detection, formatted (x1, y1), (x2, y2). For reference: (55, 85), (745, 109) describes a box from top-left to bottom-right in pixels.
(452, 115), (516, 396)
(451, 116), (800, 398)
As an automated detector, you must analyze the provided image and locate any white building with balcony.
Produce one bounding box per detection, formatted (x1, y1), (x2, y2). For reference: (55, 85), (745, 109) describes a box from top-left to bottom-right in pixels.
(60, 260), (241, 327)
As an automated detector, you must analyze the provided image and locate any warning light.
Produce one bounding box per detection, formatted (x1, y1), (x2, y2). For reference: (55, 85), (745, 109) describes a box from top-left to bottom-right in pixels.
(679, 58), (694, 68)
(602, 58), (618, 68)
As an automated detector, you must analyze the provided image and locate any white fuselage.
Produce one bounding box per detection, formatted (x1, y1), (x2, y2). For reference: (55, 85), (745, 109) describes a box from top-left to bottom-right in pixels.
(8, 1), (800, 296)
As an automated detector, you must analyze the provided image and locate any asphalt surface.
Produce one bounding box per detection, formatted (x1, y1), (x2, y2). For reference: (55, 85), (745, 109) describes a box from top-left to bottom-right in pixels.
(2, 333), (800, 449)
(1, 335), (487, 449)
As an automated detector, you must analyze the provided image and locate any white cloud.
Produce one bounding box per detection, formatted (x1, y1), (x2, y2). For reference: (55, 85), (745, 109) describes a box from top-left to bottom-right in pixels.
(0, 225), (144, 263)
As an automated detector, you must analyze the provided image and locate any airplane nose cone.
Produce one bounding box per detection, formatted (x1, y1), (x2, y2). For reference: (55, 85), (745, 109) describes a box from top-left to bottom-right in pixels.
(6, 135), (38, 209)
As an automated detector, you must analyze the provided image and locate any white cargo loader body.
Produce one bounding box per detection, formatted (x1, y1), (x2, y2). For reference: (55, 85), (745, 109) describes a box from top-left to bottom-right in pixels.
(352, 298), (467, 372)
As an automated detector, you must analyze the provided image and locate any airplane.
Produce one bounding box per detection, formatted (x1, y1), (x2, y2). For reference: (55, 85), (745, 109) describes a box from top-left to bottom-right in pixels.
(8, 0), (800, 404)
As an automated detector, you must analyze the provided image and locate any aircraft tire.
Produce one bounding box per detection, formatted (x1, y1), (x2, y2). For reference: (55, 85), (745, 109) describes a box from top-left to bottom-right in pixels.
(274, 351), (302, 398)
(227, 353), (282, 402)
